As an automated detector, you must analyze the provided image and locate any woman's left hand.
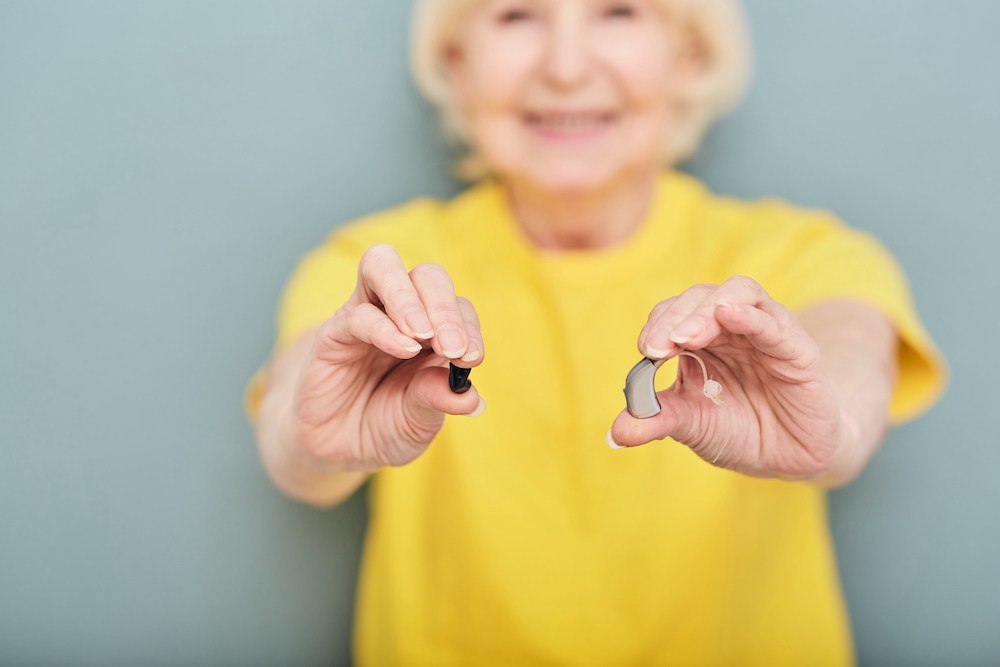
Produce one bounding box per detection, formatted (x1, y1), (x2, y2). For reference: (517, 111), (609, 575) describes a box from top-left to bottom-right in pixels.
(608, 276), (851, 481)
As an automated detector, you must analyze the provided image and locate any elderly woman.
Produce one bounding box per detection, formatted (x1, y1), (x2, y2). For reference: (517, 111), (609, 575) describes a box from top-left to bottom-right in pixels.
(248, 0), (945, 664)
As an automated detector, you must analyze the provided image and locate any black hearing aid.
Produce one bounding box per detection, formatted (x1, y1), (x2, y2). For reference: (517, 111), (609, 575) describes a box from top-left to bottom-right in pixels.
(449, 363), (472, 394)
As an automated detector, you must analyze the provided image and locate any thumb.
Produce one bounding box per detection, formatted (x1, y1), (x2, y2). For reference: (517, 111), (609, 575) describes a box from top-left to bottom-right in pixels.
(607, 403), (681, 450)
(402, 365), (486, 437)
(606, 382), (710, 449)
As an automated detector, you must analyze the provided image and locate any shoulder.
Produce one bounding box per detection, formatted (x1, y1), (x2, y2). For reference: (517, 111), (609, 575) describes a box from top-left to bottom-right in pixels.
(665, 170), (878, 274)
(670, 171), (848, 240)
(668, 173), (946, 422)
(664, 171), (909, 310)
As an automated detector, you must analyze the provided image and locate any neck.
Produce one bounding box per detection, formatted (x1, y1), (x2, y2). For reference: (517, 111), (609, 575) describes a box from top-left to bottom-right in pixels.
(503, 171), (659, 251)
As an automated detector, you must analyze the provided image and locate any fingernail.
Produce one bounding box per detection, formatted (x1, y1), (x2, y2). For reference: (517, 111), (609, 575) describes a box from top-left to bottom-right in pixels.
(437, 327), (465, 358)
(717, 301), (734, 310)
(643, 345), (669, 359)
(606, 429), (626, 450)
(408, 314), (434, 339)
(460, 347), (481, 363)
(464, 397), (487, 418)
(397, 334), (422, 353)
(672, 317), (702, 341)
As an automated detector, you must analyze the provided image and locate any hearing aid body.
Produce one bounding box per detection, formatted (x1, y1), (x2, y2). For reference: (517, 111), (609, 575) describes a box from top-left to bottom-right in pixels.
(624, 358), (666, 418)
(449, 363), (472, 393)
(623, 352), (724, 419)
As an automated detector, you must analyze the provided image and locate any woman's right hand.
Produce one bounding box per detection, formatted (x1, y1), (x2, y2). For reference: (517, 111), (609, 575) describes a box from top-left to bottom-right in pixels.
(288, 244), (486, 472)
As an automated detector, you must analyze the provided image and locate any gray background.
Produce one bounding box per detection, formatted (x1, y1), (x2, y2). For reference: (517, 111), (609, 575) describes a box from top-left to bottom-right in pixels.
(1, 1), (996, 665)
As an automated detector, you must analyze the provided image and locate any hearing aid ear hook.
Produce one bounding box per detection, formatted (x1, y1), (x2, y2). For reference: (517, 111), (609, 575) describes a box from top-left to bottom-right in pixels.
(623, 352), (724, 418)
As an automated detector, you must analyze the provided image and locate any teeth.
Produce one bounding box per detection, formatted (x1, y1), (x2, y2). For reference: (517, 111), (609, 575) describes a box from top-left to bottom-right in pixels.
(527, 112), (611, 131)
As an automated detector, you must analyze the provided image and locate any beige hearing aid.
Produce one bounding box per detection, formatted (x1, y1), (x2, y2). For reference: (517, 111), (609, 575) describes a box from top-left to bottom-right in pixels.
(623, 352), (724, 418)
(623, 357), (667, 418)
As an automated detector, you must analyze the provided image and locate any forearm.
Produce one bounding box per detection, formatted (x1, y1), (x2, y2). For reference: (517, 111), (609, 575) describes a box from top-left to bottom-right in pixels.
(253, 331), (369, 508)
(799, 300), (898, 488)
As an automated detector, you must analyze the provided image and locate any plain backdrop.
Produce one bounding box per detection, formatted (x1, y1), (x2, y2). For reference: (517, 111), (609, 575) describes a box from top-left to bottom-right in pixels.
(2, 1), (997, 665)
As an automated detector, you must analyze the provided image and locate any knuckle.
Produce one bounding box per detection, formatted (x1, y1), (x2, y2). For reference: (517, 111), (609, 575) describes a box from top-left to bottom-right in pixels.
(651, 299), (673, 315)
(726, 275), (761, 293)
(345, 302), (373, 322)
(409, 262), (449, 282)
(744, 316), (766, 336)
(330, 304), (351, 322)
(456, 297), (481, 323)
(373, 327), (396, 351)
(358, 245), (394, 282)
(383, 284), (416, 306)
(427, 300), (461, 323)
(362, 243), (396, 263)
(321, 309), (348, 337)
(646, 301), (675, 326)
(675, 283), (714, 298)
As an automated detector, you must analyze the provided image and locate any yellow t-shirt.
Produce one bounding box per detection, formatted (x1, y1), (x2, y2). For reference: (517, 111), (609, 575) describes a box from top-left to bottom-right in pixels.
(248, 171), (945, 666)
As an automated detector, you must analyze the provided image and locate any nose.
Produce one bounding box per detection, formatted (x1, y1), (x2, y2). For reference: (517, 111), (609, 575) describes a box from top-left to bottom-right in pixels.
(541, 10), (591, 89)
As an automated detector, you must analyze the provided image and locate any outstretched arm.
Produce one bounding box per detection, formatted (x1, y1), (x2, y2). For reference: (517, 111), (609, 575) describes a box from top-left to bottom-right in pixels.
(254, 328), (370, 508)
(797, 299), (896, 487)
(609, 276), (897, 489)
(253, 244), (486, 508)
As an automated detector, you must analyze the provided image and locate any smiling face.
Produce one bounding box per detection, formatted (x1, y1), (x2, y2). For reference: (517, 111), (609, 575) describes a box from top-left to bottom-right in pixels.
(445, 0), (702, 195)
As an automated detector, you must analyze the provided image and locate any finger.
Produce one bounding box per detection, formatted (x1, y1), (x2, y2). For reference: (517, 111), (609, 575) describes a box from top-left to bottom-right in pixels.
(715, 302), (815, 365)
(607, 405), (735, 469)
(636, 296), (677, 357)
(320, 303), (423, 359)
(607, 389), (700, 449)
(410, 263), (468, 360)
(356, 244), (434, 339)
(640, 285), (716, 358)
(453, 297), (485, 367)
(607, 361), (729, 448)
(607, 409), (668, 449)
(655, 276), (772, 352)
(406, 365), (487, 419)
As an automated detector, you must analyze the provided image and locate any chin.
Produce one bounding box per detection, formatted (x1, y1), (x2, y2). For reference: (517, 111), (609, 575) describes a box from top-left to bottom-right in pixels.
(516, 159), (645, 197)
(528, 173), (611, 196)
(488, 149), (603, 188)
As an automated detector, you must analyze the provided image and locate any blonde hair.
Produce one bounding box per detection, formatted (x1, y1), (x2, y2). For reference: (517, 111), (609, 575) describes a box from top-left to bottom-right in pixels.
(410, 0), (753, 177)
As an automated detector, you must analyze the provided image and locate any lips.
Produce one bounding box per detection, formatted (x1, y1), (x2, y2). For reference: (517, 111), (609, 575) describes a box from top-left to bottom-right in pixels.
(523, 110), (617, 133)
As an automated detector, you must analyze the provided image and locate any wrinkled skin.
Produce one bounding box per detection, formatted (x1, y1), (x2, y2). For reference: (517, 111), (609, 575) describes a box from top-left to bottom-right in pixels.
(610, 276), (847, 480)
(291, 244), (486, 472)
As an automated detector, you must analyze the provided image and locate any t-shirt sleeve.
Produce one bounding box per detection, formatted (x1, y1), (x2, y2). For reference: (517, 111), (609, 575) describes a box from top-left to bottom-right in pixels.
(274, 238), (366, 351)
(763, 211), (947, 425)
(244, 234), (366, 420)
